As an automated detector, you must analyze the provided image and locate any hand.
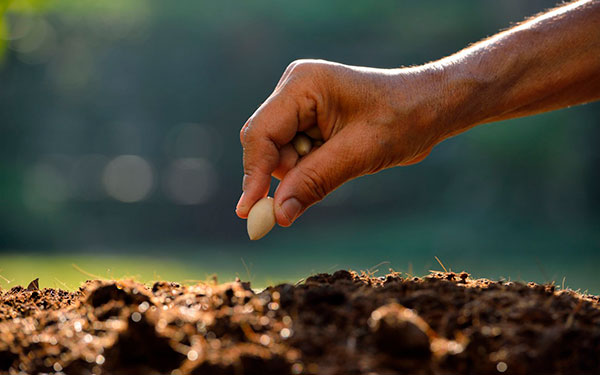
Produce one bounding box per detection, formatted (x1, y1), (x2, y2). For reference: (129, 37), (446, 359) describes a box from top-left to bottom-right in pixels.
(236, 59), (445, 227)
(236, 2), (600, 229)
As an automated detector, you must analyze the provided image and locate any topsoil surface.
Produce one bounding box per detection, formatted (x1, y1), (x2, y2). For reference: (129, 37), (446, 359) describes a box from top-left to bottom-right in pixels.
(0, 270), (599, 375)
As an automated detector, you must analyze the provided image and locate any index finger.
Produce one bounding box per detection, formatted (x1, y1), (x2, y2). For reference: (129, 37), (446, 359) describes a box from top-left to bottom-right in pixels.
(236, 93), (303, 218)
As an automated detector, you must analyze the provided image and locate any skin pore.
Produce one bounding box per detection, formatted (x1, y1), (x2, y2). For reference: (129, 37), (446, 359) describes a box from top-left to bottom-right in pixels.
(236, 0), (600, 228)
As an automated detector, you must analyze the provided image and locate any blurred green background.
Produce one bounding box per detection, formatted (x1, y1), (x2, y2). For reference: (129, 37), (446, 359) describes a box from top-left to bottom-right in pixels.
(1, 0), (598, 293)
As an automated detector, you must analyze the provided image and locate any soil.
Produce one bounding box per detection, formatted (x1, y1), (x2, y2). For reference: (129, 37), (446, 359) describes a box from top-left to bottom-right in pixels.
(1, 270), (599, 375)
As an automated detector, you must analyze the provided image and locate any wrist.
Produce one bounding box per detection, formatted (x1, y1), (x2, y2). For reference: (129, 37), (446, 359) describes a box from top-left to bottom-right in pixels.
(417, 58), (494, 141)
(388, 65), (456, 152)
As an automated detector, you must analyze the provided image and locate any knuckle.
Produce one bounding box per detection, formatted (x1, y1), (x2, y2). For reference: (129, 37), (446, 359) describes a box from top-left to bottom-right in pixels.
(296, 165), (329, 202)
(287, 59), (323, 77)
(279, 60), (328, 99)
(284, 60), (299, 75)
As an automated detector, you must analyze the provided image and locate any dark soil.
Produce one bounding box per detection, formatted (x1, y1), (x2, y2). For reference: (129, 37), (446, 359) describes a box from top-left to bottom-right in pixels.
(1, 270), (599, 375)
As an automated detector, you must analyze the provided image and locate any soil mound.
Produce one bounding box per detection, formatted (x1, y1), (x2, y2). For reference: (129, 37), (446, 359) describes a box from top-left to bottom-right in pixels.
(1, 271), (599, 374)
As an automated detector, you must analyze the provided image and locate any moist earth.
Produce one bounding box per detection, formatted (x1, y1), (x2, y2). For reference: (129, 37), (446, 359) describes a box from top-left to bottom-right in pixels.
(0, 270), (599, 375)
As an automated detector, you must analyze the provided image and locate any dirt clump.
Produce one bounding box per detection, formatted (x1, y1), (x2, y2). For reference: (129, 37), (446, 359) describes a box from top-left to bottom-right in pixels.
(0, 271), (599, 374)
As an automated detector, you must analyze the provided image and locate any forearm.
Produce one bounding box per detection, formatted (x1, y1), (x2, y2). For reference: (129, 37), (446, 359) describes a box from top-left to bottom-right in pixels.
(430, 0), (600, 139)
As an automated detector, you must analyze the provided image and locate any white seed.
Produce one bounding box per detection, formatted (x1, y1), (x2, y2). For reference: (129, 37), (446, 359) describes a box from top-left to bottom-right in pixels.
(304, 126), (323, 140)
(292, 133), (312, 156)
(247, 197), (276, 240)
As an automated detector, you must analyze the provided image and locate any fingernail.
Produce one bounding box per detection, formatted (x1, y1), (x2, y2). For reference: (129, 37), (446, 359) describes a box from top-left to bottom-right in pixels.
(281, 198), (302, 223)
(236, 192), (246, 211)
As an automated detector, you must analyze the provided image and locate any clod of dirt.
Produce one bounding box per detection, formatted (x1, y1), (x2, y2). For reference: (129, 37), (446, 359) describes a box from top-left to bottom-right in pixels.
(84, 280), (153, 308)
(103, 311), (186, 374)
(0, 348), (18, 372)
(368, 303), (432, 358)
(0, 271), (599, 375)
(190, 345), (291, 375)
(26, 278), (39, 291)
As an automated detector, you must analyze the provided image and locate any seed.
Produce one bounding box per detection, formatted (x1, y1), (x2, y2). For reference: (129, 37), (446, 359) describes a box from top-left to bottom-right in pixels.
(292, 134), (312, 156)
(247, 197), (276, 240)
(313, 140), (323, 148)
(304, 126), (323, 140)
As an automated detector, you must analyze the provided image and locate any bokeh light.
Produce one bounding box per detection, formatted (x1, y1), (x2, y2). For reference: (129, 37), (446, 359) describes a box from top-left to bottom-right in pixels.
(11, 16), (57, 65)
(102, 155), (154, 203)
(3, 12), (35, 41)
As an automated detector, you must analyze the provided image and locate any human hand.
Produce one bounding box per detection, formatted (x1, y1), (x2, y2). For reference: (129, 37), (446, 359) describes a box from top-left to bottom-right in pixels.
(237, 2), (600, 230)
(236, 59), (447, 227)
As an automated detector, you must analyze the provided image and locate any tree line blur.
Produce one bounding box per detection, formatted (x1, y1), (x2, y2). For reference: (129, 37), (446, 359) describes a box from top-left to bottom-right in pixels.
(0, 0), (598, 278)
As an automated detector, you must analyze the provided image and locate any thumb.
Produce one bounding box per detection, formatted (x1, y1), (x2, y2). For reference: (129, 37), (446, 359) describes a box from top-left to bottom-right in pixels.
(273, 133), (364, 227)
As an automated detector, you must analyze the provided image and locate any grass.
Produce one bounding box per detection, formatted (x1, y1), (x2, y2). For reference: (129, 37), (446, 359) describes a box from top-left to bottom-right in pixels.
(0, 254), (219, 290)
(1, 241), (598, 295)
